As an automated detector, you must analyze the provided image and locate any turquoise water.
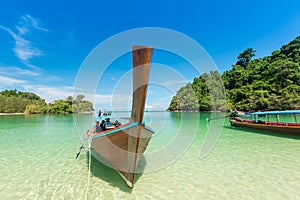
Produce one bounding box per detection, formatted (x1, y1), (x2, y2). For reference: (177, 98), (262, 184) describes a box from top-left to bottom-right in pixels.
(1, 112), (299, 199)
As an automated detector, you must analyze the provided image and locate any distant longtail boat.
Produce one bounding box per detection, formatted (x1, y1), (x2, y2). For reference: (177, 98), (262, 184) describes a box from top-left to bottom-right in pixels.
(230, 110), (300, 135)
(87, 46), (154, 188)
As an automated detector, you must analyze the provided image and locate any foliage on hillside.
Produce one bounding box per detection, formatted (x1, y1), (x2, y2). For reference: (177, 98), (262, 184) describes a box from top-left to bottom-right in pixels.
(168, 36), (300, 111)
(46, 95), (94, 114)
(0, 90), (94, 114)
(0, 90), (46, 113)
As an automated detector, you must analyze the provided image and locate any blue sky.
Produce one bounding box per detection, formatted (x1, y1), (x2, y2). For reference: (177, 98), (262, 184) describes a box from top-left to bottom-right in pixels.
(0, 0), (300, 110)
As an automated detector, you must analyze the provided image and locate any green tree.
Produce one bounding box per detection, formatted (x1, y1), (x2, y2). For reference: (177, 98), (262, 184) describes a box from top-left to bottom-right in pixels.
(236, 48), (256, 67)
(168, 35), (300, 112)
(0, 90), (46, 113)
(75, 95), (85, 103)
(0, 90), (93, 114)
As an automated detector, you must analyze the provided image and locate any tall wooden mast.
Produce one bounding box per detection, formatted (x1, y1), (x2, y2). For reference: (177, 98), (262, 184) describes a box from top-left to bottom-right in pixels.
(130, 46), (153, 123)
(125, 46), (153, 188)
(89, 46), (154, 188)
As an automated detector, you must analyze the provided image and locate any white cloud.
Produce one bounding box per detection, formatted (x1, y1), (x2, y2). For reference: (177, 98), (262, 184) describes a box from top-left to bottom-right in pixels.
(92, 93), (132, 111)
(38, 75), (62, 82)
(94, 94), (114, 104)
(21, 85), (126, 106)
(14, 35), (44, 61)
(145, 104), (164, 110)
(0, 75), (26, 86)
(16, 14), (48, 35)
(160, 80), (187, 88)
(0, 25), (43, 62)
(0, 74), (159, 110)
(0, 66), (40, 77)
(22, 84), (74, 103)
(14, 67), (39, 76)
(145, 101), (169, 111)
(0, 15), (46, 64)
(0, 75), (75, 103)
(0, 15), (79, 104)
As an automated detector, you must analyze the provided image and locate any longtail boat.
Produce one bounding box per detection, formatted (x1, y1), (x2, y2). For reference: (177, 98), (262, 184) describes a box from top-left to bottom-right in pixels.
(230, 110), (300, 135)
(87, 46), (154, 188)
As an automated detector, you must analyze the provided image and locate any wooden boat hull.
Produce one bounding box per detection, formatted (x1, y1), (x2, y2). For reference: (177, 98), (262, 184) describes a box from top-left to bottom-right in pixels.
(230, 119), (300, 135)
(90, 123), (154, 188)
(88, 46), (154, 188)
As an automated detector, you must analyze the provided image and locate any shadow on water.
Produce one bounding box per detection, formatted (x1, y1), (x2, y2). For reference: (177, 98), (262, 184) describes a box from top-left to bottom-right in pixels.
(224, 125), (300, 140)
(85, 152), (146, 193)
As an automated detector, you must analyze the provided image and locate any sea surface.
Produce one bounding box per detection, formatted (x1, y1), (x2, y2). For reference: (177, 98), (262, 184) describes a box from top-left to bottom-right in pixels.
(0, 112), (299, 200)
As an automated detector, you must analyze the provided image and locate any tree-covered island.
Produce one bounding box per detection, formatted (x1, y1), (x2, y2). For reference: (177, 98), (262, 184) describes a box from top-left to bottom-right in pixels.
(0, 90), (94, 114)
(168, 36), (300, 112)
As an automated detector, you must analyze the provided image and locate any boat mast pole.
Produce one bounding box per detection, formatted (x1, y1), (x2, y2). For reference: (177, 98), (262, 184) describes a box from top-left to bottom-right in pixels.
(131, 46), (153, 124)
(126, 46), (153, 188)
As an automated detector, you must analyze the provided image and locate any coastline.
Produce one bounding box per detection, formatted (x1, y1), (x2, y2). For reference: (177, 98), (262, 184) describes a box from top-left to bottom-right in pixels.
(0, 113), (24, 115)
(0, 111), (95, 116)
(166, 110), (226, 113)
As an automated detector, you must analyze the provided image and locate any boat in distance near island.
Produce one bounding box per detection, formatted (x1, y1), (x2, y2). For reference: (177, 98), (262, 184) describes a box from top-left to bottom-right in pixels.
(230, 110), (300, 135)
(86, 46), (155, 188)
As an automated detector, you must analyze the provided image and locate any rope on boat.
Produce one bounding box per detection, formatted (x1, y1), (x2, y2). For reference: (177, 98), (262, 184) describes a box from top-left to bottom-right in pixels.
(85, 136), (92, 200)
(207, 115), (231, 122)
(75, 130), (89, 159)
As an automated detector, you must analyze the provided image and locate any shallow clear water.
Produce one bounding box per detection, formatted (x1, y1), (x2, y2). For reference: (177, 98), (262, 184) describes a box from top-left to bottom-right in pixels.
(0, 112), (299, 199)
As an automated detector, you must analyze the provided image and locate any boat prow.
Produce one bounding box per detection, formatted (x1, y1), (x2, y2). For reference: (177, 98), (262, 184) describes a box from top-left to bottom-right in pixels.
(87, 46), (154, 188)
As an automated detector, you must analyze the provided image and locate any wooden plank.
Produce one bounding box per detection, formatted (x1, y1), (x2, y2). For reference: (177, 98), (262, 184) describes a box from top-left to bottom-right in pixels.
(90, 46), (154, 188)
(130, 46), (153, 123)
(127, 46), (153, 188)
